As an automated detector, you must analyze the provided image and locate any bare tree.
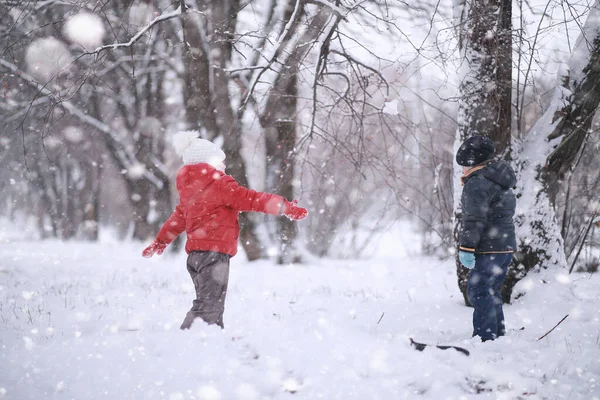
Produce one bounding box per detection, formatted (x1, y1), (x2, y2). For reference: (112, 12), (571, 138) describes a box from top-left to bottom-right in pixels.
(1, 0), (414, 261)
(0, 2), (179, 240)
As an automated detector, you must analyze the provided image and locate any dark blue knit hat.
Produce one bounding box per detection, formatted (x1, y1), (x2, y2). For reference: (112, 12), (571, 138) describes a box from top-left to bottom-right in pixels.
(456, 135), (495, 166)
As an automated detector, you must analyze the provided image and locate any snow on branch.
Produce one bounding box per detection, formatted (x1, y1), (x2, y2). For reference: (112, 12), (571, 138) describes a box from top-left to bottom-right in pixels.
(90, 6), (183, 55)
(225, 65), (270, 74)
(2, 0), (71, 8)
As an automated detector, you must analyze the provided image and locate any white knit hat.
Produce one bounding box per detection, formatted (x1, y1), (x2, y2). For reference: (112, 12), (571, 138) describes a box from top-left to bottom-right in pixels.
(172, 130), (226, 166)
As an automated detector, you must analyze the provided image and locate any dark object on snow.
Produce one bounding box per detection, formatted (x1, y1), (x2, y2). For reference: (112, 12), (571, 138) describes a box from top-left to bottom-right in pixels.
(536, 314), (569, 341)
(410, 338), (470, 356)
(459, 160), (517, 254)
(456, 135), (495, 166)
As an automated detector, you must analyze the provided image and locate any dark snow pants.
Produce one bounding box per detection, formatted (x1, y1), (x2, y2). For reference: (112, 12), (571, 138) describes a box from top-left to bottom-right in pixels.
(467, 253), (512, 341)
(180, 251), (231, 330)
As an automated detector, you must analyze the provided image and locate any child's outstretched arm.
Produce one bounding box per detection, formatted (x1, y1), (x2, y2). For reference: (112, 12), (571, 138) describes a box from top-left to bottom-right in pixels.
(142, 205), (186, 258)
(219, 176), (307, 220)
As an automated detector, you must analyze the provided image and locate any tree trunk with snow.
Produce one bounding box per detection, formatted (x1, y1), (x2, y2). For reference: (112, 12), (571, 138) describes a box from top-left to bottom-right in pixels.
(507, 2), (600, 300)
(454, 0), (513, 304)
(181, 11), (218, 138)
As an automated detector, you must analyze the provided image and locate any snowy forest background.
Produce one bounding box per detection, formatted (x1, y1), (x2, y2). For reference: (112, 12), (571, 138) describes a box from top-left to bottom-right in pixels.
(2, 0), (600, 300)
(2, 1), (600, 399)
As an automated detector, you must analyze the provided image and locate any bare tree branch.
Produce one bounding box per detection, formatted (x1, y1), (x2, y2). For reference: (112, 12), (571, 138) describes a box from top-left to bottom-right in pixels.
(89, 6), (183, 56)
(0, 57), (164, 189)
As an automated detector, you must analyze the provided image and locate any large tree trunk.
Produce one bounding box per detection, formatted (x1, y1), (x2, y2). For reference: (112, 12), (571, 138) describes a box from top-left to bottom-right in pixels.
(454, 0), (513, 304)
(456, 0), (512, 152)
(181, 11), (218, 137)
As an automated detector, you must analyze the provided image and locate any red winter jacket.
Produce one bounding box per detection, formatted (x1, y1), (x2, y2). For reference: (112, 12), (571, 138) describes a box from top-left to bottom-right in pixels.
(156, 163), (284, 256)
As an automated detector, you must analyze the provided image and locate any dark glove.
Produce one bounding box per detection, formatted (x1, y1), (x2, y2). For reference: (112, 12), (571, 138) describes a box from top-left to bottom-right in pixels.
(282, 199), (308, 221)
(142, 240), (167, 258)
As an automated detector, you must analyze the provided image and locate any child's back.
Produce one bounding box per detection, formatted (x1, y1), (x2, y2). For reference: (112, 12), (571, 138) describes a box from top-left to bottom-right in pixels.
(162, 163), (283, 256)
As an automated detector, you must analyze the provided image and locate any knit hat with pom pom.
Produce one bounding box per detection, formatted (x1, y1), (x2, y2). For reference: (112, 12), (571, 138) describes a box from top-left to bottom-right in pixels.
(172, 130), (226, 166)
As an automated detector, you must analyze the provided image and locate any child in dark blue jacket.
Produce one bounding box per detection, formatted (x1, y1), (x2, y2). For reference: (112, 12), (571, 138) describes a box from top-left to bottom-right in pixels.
(456, 135), (517, 342)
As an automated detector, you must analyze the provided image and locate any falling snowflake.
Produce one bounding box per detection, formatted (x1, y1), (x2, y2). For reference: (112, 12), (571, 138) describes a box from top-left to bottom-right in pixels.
(64, 12), (105, 50)
(127, 163), (146, 180)
(25, 37), (71, 82)
(63, 126), (84, 143)
(382, 99), (399, 116)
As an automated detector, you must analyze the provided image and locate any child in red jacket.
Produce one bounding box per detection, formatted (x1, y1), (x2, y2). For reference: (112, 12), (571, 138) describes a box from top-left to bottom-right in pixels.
(142, 131), (308, 329)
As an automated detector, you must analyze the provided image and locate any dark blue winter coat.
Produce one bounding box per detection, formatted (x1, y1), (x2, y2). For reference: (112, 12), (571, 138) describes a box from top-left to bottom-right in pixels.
(459, 160), (517, 254)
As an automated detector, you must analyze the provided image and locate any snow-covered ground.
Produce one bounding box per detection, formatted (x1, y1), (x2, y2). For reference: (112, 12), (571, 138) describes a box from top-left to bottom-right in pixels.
(0, 226), (599, 400)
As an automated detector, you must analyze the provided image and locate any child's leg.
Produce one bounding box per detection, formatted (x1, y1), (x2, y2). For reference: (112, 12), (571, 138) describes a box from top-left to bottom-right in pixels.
(467, 253), (511, 341)
(490, 254), (511, 337)
(467, 254), (498, 341)
(180, 251), (231, 330)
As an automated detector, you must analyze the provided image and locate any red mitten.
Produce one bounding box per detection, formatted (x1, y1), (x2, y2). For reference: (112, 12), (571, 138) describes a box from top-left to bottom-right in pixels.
(142, 240), (167, 258)
(282, 199), (308, 221)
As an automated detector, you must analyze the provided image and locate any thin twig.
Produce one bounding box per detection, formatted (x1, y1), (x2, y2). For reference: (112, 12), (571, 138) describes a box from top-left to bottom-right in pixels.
(377, 312), (385, 324)
(90, 7), (183, 55)
(537, 314), (569, 341)
(569, 213), (597, 274)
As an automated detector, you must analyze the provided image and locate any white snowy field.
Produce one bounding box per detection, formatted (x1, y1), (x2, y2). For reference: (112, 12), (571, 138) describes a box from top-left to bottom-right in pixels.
(0, 228), (599, 400)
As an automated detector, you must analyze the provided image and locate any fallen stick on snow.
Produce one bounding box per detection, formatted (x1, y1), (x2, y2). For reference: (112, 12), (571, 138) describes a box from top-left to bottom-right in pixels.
(537, 314), (569, 341)
(410, 338), (470, 356)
